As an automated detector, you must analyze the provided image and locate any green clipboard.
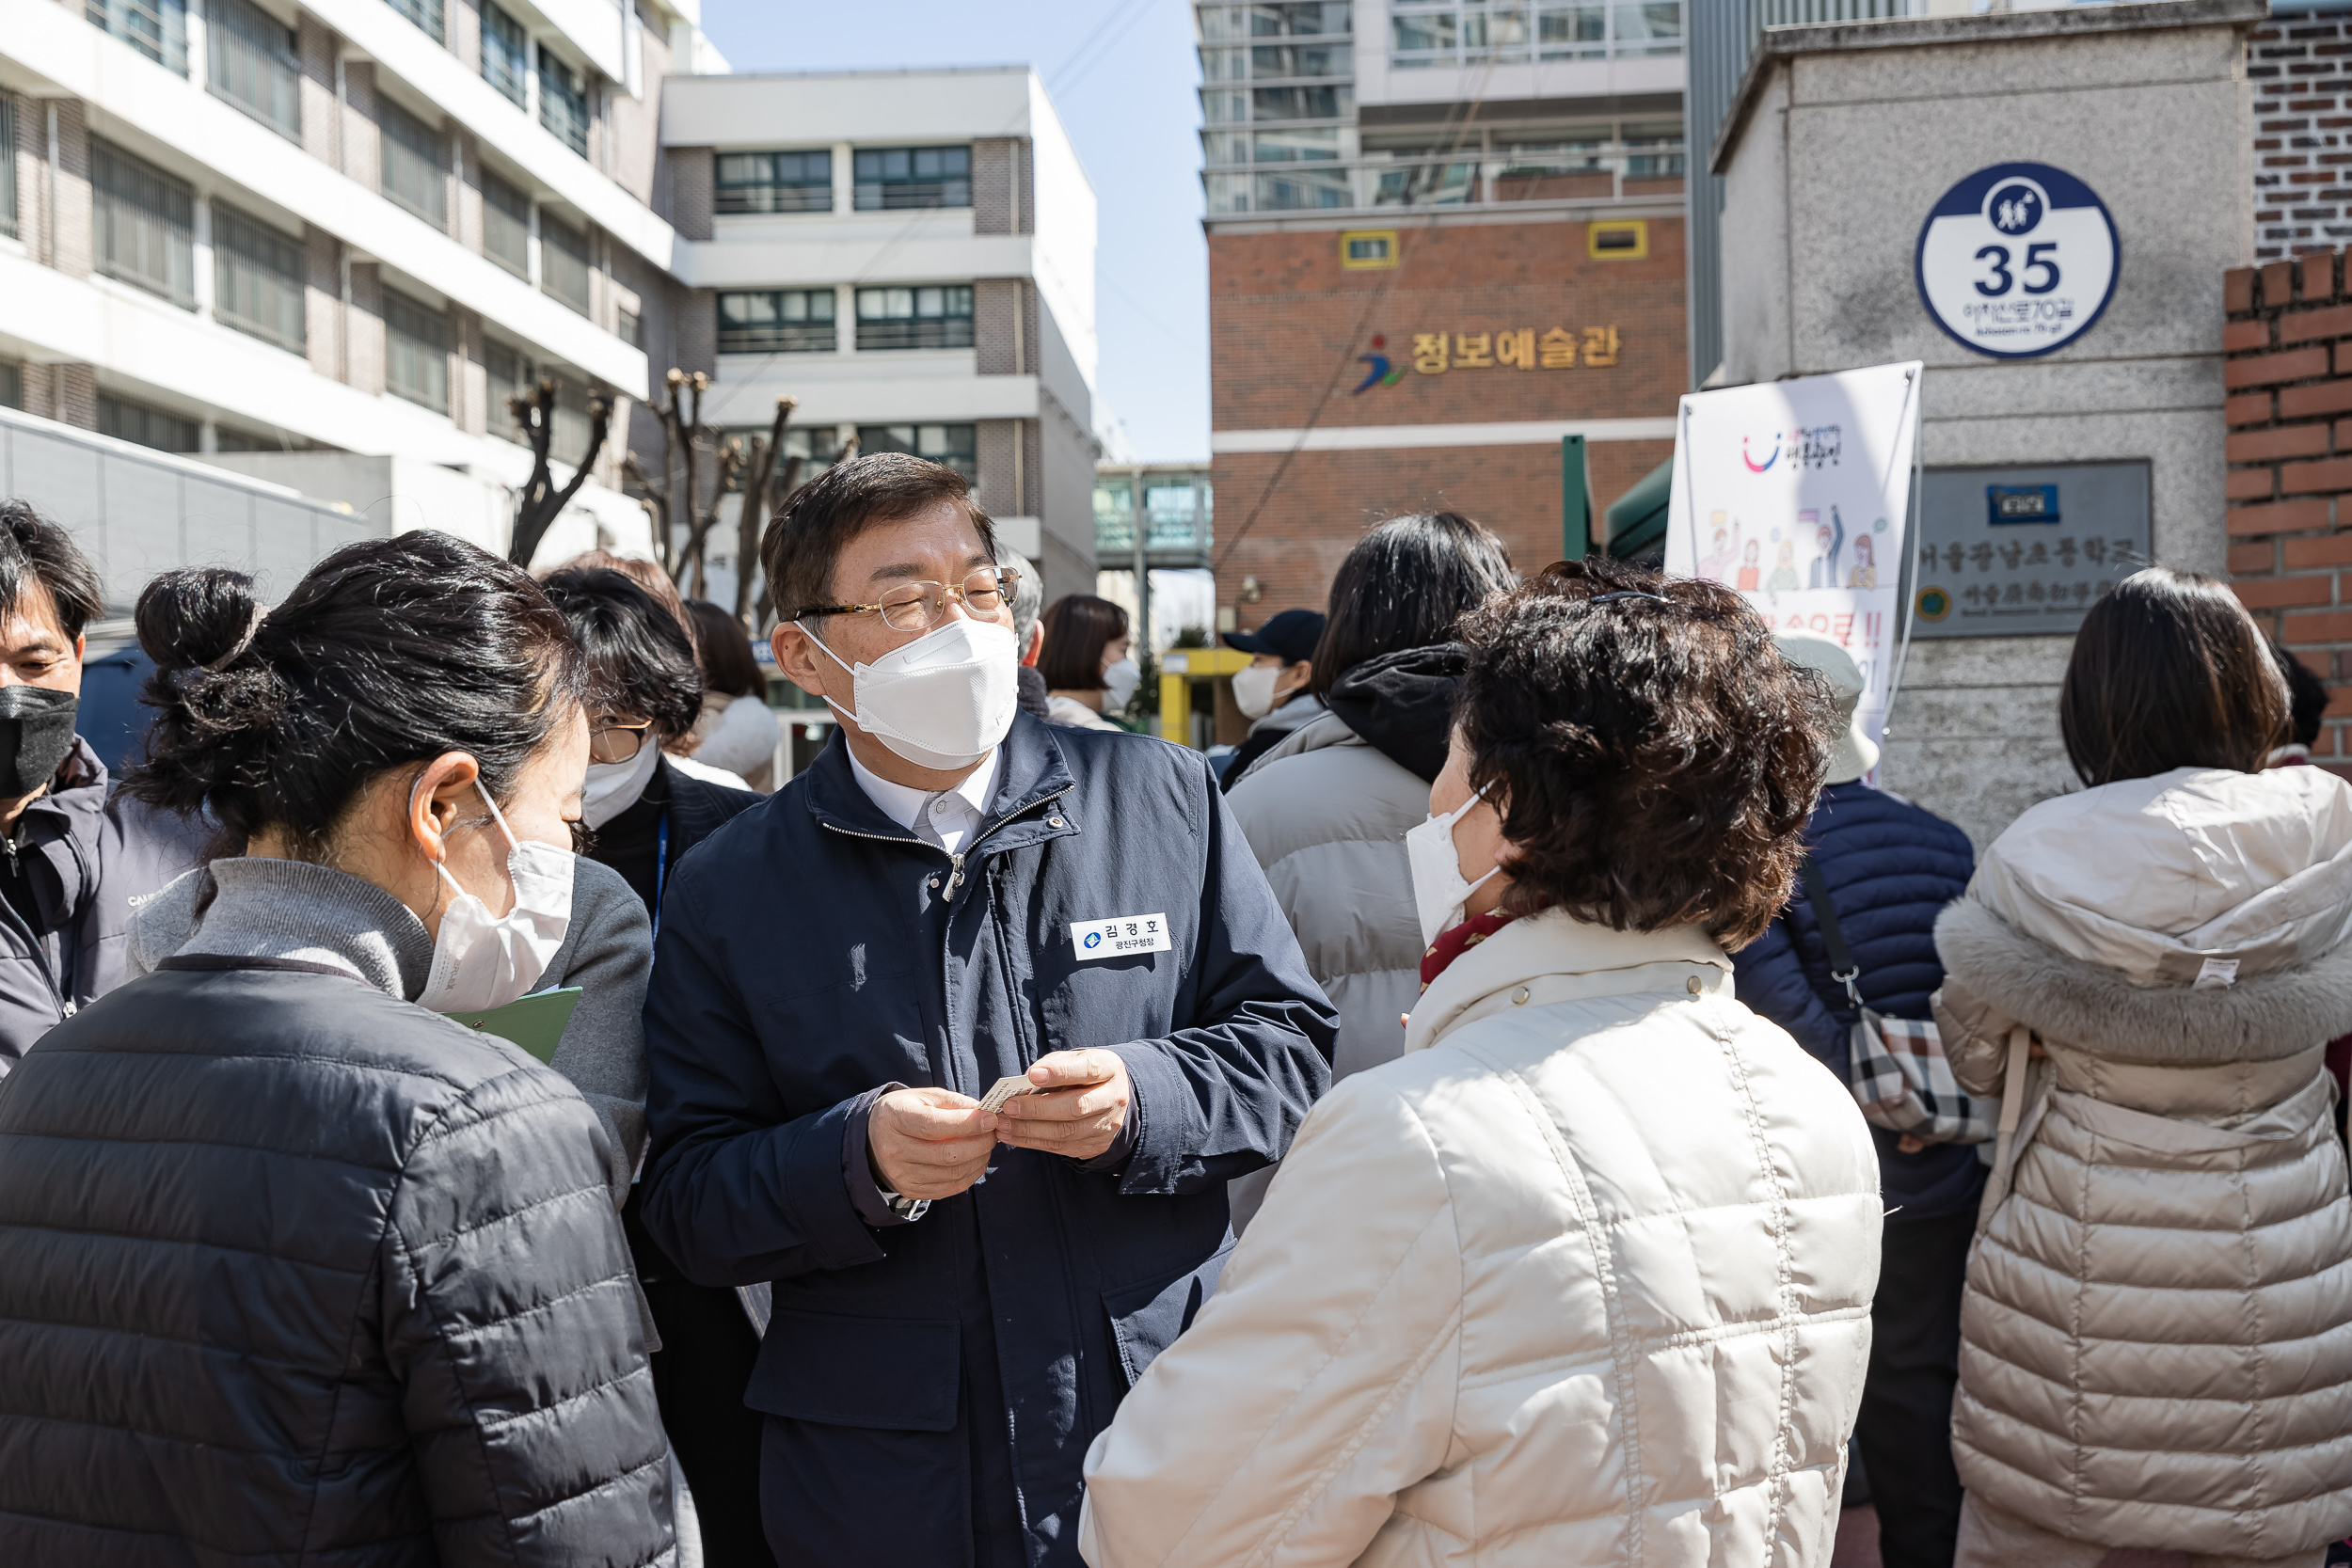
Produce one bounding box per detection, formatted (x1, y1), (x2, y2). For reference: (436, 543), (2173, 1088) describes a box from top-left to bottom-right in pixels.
(448, 987), (582, 1065)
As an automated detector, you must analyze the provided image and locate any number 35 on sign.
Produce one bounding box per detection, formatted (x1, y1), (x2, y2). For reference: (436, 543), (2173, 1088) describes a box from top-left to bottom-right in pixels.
(1915, 161), (2118, 362)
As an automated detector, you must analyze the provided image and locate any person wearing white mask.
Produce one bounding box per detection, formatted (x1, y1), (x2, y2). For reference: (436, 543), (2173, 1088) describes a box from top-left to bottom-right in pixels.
(637, 451), (1336, 1568)
(1039, 592), (1139, 730)
(0, 534), (674, 1565)
(1079, 560), (1882, 1568)
(1216, 607), (1325, 787)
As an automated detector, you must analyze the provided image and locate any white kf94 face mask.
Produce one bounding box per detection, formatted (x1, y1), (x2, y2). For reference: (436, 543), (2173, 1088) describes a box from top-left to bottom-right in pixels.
(1231, 662), (1281, 721)
(1404, 789), (1501, 948)
(1101, 657), (1142, 715)
(414, 777), (576, 1015)
(802, 614), (1021, 771)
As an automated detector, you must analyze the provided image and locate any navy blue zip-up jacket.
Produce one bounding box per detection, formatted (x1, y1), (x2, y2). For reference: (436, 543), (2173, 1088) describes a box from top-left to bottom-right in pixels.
(1732, 780), (1984, 1221)
(639, 713), (1336, 1567)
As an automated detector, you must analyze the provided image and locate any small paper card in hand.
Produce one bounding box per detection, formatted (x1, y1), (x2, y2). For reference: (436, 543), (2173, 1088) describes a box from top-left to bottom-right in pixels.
(978, 1075), (1041, 1114)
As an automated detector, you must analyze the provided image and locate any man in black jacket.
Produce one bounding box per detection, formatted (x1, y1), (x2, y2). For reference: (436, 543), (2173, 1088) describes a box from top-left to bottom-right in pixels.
(0, 501), (197, 1072)
(640, 453), (1335, 1568)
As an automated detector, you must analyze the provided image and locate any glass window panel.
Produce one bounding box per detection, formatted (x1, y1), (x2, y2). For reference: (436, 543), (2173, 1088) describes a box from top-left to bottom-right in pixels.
(485, 339), (527, 441)
(716, 150), (833, 214)
(857, 422), (976, 483)
(1248, 2), (1349, 37)
(537, 45), (589, 156)
(852, 285), (974, 350)
(1251, 42), (1351, 77)
(1201, 89), (1249, 124)
(1202, 131), (1248, 167)
(717, 289), (837, 354)
(1, 92), (16, 241)
(98, 394), (199, 452)
(91, 139), (196, 309)
(482, 5), (527, 105)
(1253, 166), (1352, 210)
(1613, 0), (1680, 47)
(1252, 127), (1340, 163)
(1251, 86), (1346, 120)
(383, 289), (450, 413)
(1200, 46), (1246, 82)
(211, 201), (307, 353)
(378, 99), (447, 230)
(386, 0), (444, 44)
(852, 145), (972, 211)
(87, 0), (189, 76)
(549, 375), (590, 466)
(1199, 5), (1243, 39)
(1093, 476), (1136, 553)
(617, 306), (639, 348)
(539, 211), (592, 315)
(1538, 4), (1607, 43)
(206, 0), (299, 141)
(1464, 8), (1530, 50)
(482, 169), (530, 277)
(1204, 172), (1251, 214)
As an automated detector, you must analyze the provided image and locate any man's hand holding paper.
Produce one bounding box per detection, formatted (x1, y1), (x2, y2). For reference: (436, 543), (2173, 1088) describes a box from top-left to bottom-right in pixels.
(992, 1049), (1132, 1163)
(868, 1086), (999, 1201)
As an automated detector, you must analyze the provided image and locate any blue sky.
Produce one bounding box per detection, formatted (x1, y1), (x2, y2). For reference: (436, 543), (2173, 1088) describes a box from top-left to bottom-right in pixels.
(696, 0), (1211, 462)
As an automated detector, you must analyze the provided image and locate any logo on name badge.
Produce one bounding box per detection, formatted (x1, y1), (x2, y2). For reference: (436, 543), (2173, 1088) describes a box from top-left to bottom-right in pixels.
(1070, 913), (1171, 962)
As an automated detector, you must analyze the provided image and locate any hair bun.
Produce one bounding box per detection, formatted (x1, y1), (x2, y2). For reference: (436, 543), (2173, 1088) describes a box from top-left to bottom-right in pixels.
(136, 568), (262, 674)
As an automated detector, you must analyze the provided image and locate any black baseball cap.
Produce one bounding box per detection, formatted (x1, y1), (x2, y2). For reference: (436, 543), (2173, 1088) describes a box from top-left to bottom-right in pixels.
(1222, 608), (1326, 665)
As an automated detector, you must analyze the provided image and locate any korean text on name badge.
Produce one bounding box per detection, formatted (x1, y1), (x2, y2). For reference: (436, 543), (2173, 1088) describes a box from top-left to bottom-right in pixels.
(1071, 913), (1171, 962)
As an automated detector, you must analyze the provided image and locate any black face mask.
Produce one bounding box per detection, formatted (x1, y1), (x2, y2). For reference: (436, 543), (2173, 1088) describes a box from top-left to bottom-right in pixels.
(0, 685), (79, 800)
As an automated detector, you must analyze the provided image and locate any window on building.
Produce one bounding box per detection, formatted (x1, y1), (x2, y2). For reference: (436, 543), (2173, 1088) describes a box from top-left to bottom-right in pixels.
(386, 0), (444, 45)
(852, 147), (970, 212)
(538, 46), (590, 157)
(0, 92), (15, 241)
(86, 0), (189, 76)
(99, 393), (199, 452)
(0, 362), (20, 412)
(1623, 119), (1685, 177)
(92, 139), (196, 309)
(482, 168), (530, 277)
(717, 150), (833, 214)
(384, 288), (450, 413)
(212, 201), (306, 353)
(485, 338), (528, 440)
(207, 0), (300, 141)
(1250, 86), (1345, 119)
(1249, 40), (1352, 76)
(483, 5), (528, 106)
(539, 211), (592, 315)
(617, 306), (640, 348)
(549, 374), (591, 466)
(718, 290), (836, 355)
(854, 286), (973, 352)
(379, 100), (447, 230)
(857, 423), (976, 484)
(1252, 127), (1340, 162)
(1391, 0), (1679, 68)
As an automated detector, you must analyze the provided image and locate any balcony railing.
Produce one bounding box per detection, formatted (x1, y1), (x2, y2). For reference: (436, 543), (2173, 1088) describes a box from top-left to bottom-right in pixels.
(1207, 142), (1683, 215)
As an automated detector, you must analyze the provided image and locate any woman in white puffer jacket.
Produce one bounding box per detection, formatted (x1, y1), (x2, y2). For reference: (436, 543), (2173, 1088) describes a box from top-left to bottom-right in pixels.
(1079, 562), (1883, 1568)
(1936, 568), (2352, 1568)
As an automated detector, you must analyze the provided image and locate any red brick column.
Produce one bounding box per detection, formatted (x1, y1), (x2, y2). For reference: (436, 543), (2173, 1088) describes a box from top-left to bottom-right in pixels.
(2226, 248), (2352, 771)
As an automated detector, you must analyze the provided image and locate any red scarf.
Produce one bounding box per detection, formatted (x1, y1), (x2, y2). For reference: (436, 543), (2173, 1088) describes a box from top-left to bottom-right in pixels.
(1420, 910), (1523, 990)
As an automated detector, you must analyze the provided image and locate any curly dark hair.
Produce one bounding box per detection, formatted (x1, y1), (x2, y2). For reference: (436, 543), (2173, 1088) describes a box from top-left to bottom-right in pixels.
(1454, 557), (1834, 949)
(540, 566), (704, 742)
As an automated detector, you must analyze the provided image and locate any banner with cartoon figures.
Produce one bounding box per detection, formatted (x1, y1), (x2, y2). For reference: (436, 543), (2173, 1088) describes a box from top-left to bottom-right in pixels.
(1663, 360), (1923, 760)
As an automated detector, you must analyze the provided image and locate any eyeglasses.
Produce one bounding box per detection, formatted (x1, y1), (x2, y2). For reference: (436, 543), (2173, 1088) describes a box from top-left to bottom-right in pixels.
(790, 567), (1020, 635)
(590, 719), (654, 765)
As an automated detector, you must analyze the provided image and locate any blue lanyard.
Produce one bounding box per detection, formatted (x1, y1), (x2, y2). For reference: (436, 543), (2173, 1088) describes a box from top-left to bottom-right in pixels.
(652, 812), (668, 945)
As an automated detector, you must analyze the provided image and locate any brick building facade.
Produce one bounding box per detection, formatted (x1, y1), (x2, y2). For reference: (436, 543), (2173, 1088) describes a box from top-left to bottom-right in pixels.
(1210, 214), (1684, 626)
(2251, 9), (2352, 262)
(2225, 248), (2352, 772)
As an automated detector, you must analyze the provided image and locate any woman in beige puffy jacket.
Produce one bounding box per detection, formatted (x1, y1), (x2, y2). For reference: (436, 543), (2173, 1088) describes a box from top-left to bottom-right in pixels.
(1936, 568), (2352, 1568)
(1079, 562), (1883, 1568)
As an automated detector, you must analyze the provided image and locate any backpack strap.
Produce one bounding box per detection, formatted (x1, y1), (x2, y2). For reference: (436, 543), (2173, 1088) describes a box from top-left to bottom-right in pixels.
(1796, 858), (1866, 1010)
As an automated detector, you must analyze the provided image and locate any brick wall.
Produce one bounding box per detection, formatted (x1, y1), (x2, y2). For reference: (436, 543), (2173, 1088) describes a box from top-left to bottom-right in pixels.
(2224, 247), (2352, 768)
(1207, 214), (1684, 630)
(2251, 10), (2352, 262)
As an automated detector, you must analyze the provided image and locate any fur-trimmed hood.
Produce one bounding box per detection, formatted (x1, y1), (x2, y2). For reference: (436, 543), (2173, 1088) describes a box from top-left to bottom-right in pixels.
(1935, 897), (2352, 1063)
(1972, 765), (2352, 987)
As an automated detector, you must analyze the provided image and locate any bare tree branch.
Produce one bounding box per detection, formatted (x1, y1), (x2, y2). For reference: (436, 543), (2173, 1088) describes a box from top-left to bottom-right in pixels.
(505, 378), (613, 569)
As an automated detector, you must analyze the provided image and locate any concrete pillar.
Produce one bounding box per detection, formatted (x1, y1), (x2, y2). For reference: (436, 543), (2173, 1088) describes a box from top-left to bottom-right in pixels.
(346, 261), (385, 396)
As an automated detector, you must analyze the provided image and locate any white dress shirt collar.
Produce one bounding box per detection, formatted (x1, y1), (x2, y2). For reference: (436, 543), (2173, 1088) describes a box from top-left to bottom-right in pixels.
(845, 741), (1003, 854)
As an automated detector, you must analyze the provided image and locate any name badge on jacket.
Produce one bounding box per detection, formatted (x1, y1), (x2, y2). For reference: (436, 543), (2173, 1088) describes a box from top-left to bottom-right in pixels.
(1071, 914), (1170, 961)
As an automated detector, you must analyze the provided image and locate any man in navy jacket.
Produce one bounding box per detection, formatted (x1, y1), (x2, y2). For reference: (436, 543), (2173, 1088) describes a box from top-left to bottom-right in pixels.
(1734, 633), (1978, 1568)
(639, 452), (1337, 1568)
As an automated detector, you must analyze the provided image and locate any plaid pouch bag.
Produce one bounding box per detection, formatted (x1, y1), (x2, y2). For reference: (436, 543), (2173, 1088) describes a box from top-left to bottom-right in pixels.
(1800, 861), (1996, 1147)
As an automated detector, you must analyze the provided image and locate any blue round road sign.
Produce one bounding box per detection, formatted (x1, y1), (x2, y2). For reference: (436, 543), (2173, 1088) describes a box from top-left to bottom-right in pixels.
(1915, 161), (2119, 360)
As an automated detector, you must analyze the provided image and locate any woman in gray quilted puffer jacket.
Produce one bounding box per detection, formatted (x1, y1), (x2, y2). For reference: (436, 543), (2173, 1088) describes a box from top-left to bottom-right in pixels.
(1937, 569), (2352, 1568)
(0, 535), (674, 1566)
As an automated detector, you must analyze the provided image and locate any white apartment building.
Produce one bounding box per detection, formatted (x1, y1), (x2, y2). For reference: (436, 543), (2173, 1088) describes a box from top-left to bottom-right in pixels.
(0, 0), (724, 595)
(661, 67), (1102, 605)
